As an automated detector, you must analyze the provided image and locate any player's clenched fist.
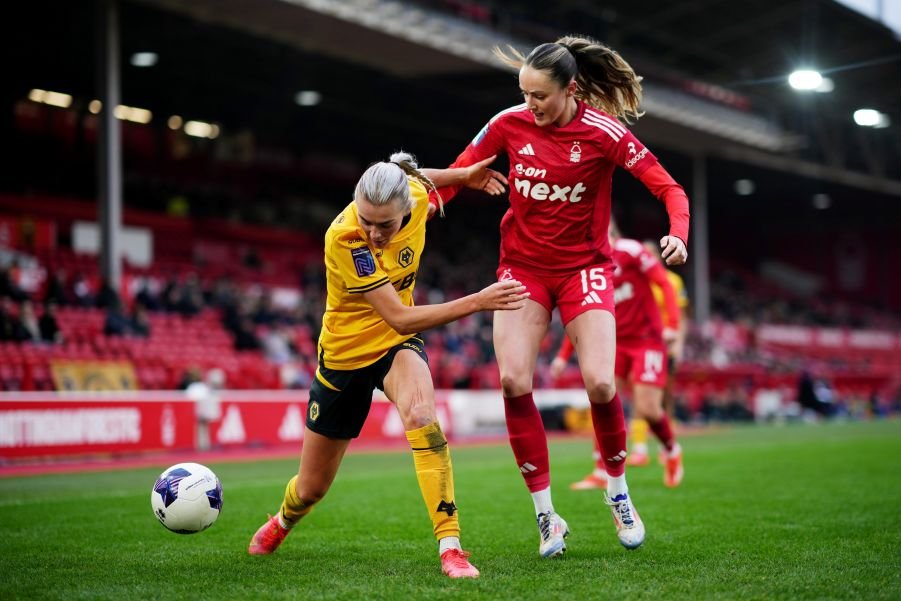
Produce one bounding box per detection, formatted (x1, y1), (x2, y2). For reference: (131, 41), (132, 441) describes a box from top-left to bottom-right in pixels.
(660, 236), (688, 266)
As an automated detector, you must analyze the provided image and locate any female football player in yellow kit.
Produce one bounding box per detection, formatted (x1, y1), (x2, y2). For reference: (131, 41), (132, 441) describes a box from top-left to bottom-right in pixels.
(249, 151), (523, 578)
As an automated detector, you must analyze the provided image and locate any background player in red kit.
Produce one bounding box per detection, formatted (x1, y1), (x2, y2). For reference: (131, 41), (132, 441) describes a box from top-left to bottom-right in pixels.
(433, 35), (690, 556)
(553, 221), (685, 489)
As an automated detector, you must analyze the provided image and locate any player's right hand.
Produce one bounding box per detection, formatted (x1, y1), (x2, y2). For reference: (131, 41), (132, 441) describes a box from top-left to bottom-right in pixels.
(478, 280), (529, 310)
(462, 155), (508, 196)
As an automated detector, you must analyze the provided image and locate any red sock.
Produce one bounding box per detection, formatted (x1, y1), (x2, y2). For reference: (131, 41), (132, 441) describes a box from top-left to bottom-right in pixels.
(504, 393), (550, 492)
(590, 393), (627, 477)
(647, 414), (675, 451)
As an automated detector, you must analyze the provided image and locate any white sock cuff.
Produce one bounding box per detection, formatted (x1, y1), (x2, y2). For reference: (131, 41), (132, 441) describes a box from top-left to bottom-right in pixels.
(607, 474), (629, 498)
(439, 536), (461, 554)
(531, 487), (554, 516)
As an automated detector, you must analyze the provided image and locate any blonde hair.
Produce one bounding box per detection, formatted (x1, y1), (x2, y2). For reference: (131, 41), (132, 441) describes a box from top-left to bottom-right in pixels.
(493, 35), (644, 124)
(354, 151), (443, 215)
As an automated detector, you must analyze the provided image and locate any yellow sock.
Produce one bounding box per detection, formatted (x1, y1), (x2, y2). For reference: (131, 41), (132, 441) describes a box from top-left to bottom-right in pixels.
(278, 475), (313, 528)
(406, 422), (460, 541)
(630, 418), (649, 447)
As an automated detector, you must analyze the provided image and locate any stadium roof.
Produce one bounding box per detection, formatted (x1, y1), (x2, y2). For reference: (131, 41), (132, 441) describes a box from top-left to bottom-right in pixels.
(4, 0), (900, 200)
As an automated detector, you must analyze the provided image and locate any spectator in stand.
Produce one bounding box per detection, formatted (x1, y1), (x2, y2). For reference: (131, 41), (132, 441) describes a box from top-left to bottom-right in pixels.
(95, 278), (119, 309)
(103, 299), (132, 336)
(71, 271), (94, 307)
(161, 278), (180, 313)
(39, 300), (62, 343)
(135, 278), (161, 311)
(248, 151), (526, 579)
(434, 35), (690, 555)
(44, 268), (70, 306)
(178, 273), (204, 317)
(130, 302), (152, 338)
(14, 300), (41, 342)
(0, 264), (28, 302)
(0, 299), (15, 341)
(234, 316), (261, 351)
(253, 292), (279, 326)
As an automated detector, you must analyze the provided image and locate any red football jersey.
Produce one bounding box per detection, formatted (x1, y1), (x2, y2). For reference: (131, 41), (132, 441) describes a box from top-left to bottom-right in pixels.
(441, 101), (659, 273)
(612, 237), (668, 341)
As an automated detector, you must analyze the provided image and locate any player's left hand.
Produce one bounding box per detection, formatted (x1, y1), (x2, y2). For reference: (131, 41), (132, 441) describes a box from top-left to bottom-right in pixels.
(462, 155), (508, 196)
(660, 235), (687, 265)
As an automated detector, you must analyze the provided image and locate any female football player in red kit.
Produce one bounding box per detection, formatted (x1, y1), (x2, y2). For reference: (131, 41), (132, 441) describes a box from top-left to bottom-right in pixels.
(433, 35), (690, 556)
(552, 221), (685, 490)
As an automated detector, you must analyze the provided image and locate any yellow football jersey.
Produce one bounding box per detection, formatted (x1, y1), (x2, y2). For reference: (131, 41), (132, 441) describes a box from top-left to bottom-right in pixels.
(651, 270), (688, 325)
(317, 179), (429, 370)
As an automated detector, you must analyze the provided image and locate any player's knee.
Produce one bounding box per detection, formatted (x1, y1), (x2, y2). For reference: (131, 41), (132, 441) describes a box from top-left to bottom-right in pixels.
(585, 376), (616, 404)
(638, 399), (664, 421)
(499, 369), (530, 397)
(403, 404), (436, 430)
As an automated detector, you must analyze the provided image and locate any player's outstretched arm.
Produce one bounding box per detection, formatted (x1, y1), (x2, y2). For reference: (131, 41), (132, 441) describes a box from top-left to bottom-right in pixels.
(422, 154), (507, 196)
(363, 280), (529, 335)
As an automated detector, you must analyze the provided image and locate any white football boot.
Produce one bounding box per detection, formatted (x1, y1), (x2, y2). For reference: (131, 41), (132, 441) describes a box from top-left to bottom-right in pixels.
(604, 492), (645, 549)
(536, 511), (570, 558)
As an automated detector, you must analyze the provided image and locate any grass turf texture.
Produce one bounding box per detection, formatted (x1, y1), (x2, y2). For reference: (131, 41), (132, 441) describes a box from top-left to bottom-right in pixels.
(1, 420), (899, 600)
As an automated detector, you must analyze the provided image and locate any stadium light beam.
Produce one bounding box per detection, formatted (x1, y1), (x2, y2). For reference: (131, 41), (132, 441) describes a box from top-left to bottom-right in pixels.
(788, 69), (823, 91)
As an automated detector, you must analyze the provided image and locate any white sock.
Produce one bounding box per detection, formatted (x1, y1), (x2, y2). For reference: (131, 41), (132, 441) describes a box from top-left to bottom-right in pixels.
(439, 536), (461, 555)
(277, 514), (290, 530)
(531, 486), (554, 516)
(668, 442), (682, 457)
(592, 466), (608, 478)
(632, 442), (649, 456)
(607, 474), (628, 499)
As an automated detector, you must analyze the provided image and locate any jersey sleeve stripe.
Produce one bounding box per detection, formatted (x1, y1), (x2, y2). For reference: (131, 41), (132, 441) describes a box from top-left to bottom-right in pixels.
(347, 277), (391, 293)
(583, 109), (627, 135)
(489, 103), (528, 124)
(580, 116), (623, 142)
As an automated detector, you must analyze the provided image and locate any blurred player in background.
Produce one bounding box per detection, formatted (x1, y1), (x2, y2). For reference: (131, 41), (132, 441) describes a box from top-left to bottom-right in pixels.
(434, 35), (690, 555)
(553, 221), (684, 489)
(248, 152), (529, 579)
(643, 240), (689, 410)
(631, 239), (690, 459)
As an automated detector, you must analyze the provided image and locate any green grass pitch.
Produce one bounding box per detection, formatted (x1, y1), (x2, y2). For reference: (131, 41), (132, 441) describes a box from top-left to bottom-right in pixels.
(1, 420), (899, 600)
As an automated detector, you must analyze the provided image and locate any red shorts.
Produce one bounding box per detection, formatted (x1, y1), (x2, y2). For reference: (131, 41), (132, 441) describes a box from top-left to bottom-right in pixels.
(497, 262), (615, 325)
(615, 338), (668, 388)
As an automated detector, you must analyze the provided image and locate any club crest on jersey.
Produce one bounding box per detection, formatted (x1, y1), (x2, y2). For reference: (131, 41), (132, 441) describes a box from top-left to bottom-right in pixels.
(351, 247), (376, 277)
(398, 246), (415, 268)
(499, 268), (513, 282)
(570, 141), (582, 163)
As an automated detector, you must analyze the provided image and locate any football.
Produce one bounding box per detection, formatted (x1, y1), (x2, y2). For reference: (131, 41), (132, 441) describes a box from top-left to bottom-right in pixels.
(151, 462), (223, 534)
